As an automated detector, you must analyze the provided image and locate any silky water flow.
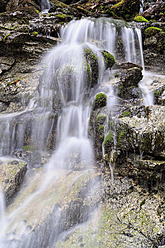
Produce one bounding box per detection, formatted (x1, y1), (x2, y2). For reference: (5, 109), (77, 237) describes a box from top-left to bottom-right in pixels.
(0, 18), (149, 247)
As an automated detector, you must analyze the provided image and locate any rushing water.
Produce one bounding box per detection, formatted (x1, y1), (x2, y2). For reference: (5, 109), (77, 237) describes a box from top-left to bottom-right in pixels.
(0, 17), (150, 247)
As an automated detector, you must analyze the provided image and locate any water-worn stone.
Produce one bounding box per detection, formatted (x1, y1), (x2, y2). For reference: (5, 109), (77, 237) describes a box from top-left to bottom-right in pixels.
(0, 158), (27, 204)
(117, 66), (143, 100)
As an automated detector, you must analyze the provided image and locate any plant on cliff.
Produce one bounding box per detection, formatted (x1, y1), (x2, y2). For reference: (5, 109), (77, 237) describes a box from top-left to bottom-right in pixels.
(110, 0), (140, 21)
(93, 93), (107, 110)
(101, 50), (115, 69)
(134, 15), (148, 22)
(144, 27), (162, 38)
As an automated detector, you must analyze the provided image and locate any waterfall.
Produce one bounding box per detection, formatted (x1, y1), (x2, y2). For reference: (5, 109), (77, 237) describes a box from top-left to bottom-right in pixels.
(0, 18), (149, 247)
(40, 0), (50, 12)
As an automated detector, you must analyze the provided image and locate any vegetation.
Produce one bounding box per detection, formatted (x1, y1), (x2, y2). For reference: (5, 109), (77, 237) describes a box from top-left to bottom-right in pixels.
(144, 27), (162, 38)
(134, 15), (148, 22)
(94, 93), (107, 110)
(101, 50), (115, 69)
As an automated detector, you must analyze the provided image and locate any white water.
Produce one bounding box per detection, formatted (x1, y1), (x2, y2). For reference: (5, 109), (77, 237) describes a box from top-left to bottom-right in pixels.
(40, 0), (50, 12)
(0, 18), (150, 247)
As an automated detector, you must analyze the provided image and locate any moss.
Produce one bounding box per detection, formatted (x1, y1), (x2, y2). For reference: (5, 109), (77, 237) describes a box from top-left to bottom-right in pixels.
(56, 13), (66, 20)
(23, 145), (35, 151)
(96, 114), (107, 122)
(98, 125), (104, 132)
(32, 31), (38, 36)
(144, 27), (162, 38)
(84, 48), (98, 88)
(119, 111), (130, 118)
(101, 50), (115, 69)
(104, 131), (114, 152)
(134, 15), (148, 22)
(94, 93), (107, 110)
(115, 73), (119, 78)
(110, 0), (140, 21)
(3, 33), (11, 41)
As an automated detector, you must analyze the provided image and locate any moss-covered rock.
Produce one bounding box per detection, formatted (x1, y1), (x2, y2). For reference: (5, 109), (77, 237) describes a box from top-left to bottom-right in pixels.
(84, 48), (99, 88)
(144, 27), (162, 38)
(110, 0), (140, 21)
(118, 66), (143, 100)
(93, 93), (107, 110)
(104, 130), (114, 154)
(101, 50), (115, 69)
(134, 15), (148, 22)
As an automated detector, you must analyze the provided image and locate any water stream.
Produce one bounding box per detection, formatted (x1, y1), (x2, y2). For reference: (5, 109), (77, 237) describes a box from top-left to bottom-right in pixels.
(0, 17), (153, 247)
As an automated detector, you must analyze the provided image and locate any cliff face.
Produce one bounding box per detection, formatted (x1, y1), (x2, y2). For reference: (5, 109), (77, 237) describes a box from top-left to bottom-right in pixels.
(0, 1), (164, 247)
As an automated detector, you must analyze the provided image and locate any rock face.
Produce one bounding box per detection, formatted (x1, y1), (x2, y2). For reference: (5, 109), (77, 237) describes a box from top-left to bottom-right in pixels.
(3, 169), (101, 247)
(0, 158), (27, 204)
(141, 2), (165, 22)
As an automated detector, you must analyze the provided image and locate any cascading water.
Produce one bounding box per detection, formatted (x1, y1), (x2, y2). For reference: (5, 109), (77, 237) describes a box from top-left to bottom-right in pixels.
(40, 0), (50, 12)
(0, 17), (148, 247)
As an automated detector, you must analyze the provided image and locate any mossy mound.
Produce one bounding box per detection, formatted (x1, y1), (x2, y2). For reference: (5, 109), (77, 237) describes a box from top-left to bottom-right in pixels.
(144, 27), (162, 38)
(93, 93), (107, 110)
(101, 50), (115, 69)
(110, 0), (140, 21)
(84, 48), (99, 88)
(134, 15), (148, 22)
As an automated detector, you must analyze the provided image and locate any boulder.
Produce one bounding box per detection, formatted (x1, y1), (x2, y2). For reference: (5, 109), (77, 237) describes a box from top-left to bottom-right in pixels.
(104, 105), (165, 159)
(109, 0), (141, 21)
(0, 158), (27, 204)
(117, 66), (143, 100)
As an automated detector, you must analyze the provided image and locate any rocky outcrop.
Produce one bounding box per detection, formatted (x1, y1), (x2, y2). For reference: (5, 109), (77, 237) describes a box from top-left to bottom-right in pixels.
(109, 0), (140, 21)
(56, 173), (165, 247)
(0, 158), (27, 204)
(141, 2), (165, 22)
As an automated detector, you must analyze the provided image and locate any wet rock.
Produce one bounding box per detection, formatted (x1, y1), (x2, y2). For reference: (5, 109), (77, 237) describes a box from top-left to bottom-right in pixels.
(117, 66), (143, 100)
(0, 56), (15, 74)
(93, 93), (107, 111)
(141, 2), (165, 22)
(4, 169), (101, 247)
(109, 0), (141, 21)
(6, 0), (40, 19)
(0, 158), (27, 204)
(101, 50), (115, 69)
(104, 105), (165, 159)
(84, 48), (99, 88)
(49, 0), (81, 18)
(56, 174), (164, 248)
(89, 108), (107, 160)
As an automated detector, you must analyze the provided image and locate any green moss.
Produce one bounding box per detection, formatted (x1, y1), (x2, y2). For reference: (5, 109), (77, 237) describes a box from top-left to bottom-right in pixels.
(96, 114), (107, 122)
(104, 131), (114, 146)
(101, 50), (115, 69)
(115, 73), (119, 78)
(98, 125), (104, 131)
(110, 0), (139, 21)
(23, 145), (35, 151)
(144, 27), (162, 38)
(56, 13), (66, 19)
(32, 31), (38, 36)
(119, 111), (130, 118)
(134, 15), (148, 22)
(3, 33), (11, 41)
(94, 93), (107, 110)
